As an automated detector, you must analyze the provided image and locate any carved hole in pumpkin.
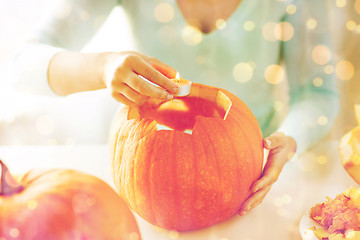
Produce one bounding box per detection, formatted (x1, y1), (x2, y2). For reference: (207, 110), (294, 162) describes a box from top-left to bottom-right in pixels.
(130, 90), (232, 134)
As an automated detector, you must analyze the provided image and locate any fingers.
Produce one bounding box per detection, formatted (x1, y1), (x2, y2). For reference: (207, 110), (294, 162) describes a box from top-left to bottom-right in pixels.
(250, 163), (281, 193)
(148, 57), (178, 79)
(252, 134), (296, 192)
(238, 185), (271, 216)
(111, 92), (137, 107)
(125, 54), (179, 95)
(238, 132), (297, 216)
(263, 132), (286, 149)
(123, 73), (174, 101)
(111, 82), (150, 106)
(107, 53), (180, 105)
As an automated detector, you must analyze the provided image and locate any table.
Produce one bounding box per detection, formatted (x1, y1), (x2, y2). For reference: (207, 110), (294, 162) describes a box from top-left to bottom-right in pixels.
(0, 140), (356, 240)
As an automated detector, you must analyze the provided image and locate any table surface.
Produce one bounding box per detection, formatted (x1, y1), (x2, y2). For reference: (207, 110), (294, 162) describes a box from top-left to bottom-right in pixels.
(0, 140), (356, 240)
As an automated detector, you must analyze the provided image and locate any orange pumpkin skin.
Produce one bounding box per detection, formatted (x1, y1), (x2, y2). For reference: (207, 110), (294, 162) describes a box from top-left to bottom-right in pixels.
(110, 83), (264, 231)
(0, 166), (141, 240)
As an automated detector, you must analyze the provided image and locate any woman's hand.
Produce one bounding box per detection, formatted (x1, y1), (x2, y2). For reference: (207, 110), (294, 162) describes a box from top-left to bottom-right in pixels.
(103, 51), (179, 106)
(238, 132), (297, 216)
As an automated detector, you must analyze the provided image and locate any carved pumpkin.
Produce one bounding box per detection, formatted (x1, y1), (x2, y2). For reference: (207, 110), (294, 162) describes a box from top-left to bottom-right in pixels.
(109, 83), (264, 231)
(0, 160), (141, 240)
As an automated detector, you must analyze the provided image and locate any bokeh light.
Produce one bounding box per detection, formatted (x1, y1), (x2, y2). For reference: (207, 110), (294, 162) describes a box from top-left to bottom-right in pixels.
(233, 62), (253, 83)
(263, 22), (293, 41)
(243, 20), (255, 31)
(129, 232), (140, 240)
(169, 230), (179, 239)
(346, 20), (357, 31)
(306, 18), (317, 30)
(216, 19), (226, 30)
(9, 228), (20, 238)
(324, 64), (334, 74)
(312, 77), (324, 87)
(72, 193), (94, 213)
(274, 100), (285, 111)
(264, 64), (285, 84)
(154, 3), (174, 23)
(274, 194), (292, 207)
(27, 200), (38, 210)
(312, 45), (332, 65)
(317, 155), (328, 165)
(274, 22), (294, 41)
(336, 0), (347, 8)
(336, 60), (355, 81)
(182, 26), (202, 45)
(317, 115), (328, 126)
(286, 5), (297, 15)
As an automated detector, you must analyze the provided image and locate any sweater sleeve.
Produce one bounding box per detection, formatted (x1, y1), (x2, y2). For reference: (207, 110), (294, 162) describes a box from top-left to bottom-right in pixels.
(10, 0), (118, 96)
(277, 0), (339, 154)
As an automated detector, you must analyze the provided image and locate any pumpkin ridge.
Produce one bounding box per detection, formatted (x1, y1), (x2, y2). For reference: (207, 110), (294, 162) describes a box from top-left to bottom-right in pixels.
(112, 123), (124, 192)
(131, 136), (141, 215)
(115, 122), (136, 204)
(110, 123), (121, 177)
(195, 119), (223, 224)
(126, 121), (151, 215)
(118, 132), (128, 203)
(134, 135), (155, 223)
(227, 112), (263, 182)
(171, 131), (182, 228)
(218, 119), (247, 210)
(148, 134), (161, 225)
(201, 118), (246, 219)
(190, 135), (198, 228)
(127, 126), (140, 215)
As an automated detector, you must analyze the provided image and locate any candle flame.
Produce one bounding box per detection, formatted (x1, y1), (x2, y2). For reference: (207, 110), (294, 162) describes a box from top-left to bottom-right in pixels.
(175, 72), (180, 84)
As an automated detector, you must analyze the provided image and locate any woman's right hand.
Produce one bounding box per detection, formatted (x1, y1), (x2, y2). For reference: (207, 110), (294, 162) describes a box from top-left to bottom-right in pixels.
(103, 51), (179, 106)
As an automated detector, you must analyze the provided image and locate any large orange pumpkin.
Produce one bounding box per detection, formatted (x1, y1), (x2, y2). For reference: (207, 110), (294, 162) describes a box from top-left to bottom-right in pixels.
(109, 83), (264, 231)
(0, 160), (141, 240)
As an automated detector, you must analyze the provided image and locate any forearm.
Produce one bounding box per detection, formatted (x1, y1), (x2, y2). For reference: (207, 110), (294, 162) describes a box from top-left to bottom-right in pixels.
(48, 51), (110, 96)
(277, 93), (339, 154)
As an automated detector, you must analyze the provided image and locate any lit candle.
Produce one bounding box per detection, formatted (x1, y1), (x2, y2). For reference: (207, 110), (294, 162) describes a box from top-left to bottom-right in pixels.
(172, 72), (192, 97)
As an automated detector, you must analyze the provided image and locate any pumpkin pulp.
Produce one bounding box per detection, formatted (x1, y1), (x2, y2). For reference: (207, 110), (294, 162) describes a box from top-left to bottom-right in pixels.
(127, 86), (233, 134)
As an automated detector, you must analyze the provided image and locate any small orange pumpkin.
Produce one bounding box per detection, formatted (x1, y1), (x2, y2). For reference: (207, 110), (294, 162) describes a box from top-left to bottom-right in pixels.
(0, 160), (141, 240)
(109, 83), (264, 231)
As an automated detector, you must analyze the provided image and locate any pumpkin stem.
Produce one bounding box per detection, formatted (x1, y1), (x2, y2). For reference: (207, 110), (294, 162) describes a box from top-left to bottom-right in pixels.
(0, 160), (24, 196)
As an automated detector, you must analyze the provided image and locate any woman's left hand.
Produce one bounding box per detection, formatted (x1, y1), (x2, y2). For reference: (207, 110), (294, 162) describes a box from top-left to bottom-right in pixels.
(238, 131), (297, 216)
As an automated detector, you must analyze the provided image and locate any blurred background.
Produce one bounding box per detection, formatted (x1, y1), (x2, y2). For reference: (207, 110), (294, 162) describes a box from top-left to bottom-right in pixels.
(0, 0), (359, 146)
(0, 0), (133, 145)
